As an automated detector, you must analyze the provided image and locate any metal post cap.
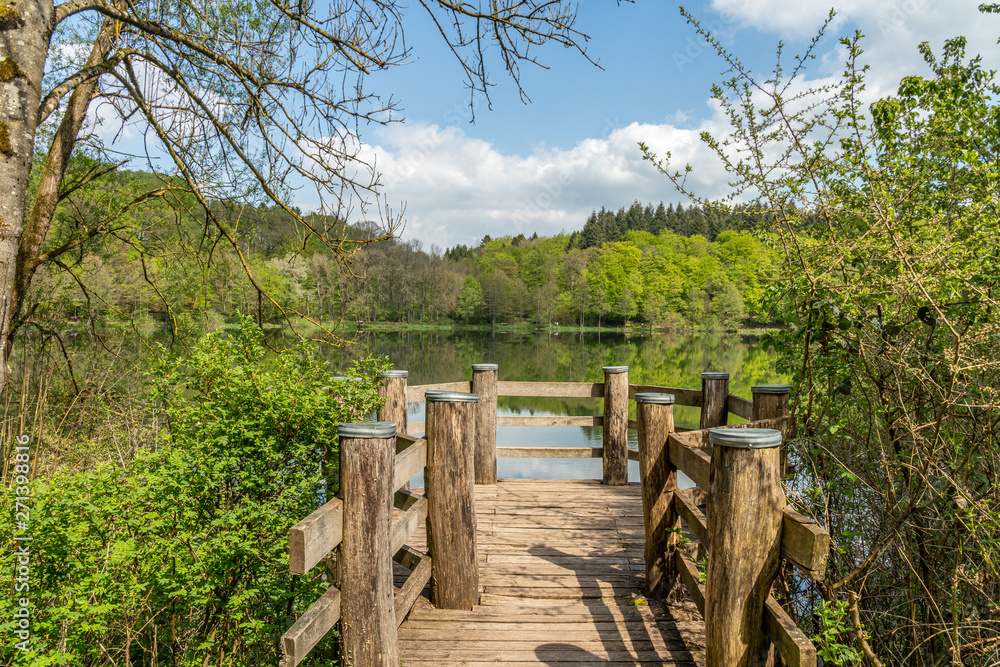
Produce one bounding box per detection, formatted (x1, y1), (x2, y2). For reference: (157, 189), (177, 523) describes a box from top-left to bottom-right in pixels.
(634, 392), (676, 405)
(472, 363), (498, 371)
(752, 384), (791, 395)
(425, 390), (479, 403)
(701, 372), (730, 380)
(381, 370), (408, 378)
(338, 421), (397, 439)
(603, 366), (628, 374)
(708, 427), (782, 449)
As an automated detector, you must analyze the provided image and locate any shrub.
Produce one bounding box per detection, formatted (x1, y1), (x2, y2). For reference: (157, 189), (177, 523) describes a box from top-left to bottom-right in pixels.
(1, 319), (388, 665)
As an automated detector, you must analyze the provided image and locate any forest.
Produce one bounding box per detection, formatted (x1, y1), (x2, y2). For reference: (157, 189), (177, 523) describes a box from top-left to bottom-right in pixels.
(27, 178), (776, 340)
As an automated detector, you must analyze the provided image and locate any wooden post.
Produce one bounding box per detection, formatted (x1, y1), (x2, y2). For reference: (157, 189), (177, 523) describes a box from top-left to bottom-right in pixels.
(700, 372), (730, 429)
(337, 422), (399, 667)
(602, 366), (629, 486)
(471, 363), (498, 484)
(425, 390), (480, 609)
(635, 392), (678, 599)
(705, 428), (784, 667)
(378, 370), (408, 435)
(753, 384), (791, 477)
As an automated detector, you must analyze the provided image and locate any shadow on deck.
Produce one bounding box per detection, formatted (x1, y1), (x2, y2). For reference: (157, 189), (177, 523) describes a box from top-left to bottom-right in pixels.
(396, 479), (706, 666)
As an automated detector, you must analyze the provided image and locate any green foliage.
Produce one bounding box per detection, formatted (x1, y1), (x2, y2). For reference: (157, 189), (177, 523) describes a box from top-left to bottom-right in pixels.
(646, 8), (1000, 663)
(457, 275), (485, 321)
(711, 283), (745, 330)
(0, 319), (388, 665)
(811, 601), (862, 666)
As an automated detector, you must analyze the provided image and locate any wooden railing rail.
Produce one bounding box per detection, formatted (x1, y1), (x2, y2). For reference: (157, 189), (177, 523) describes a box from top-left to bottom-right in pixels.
(405, 368), (788, 485)
(281, 422), (403, 667)
(636, 384), (832, 667)
(405, 380), (472, 403)
(282, 374), (481, 666)
(372, 367), (831, 667)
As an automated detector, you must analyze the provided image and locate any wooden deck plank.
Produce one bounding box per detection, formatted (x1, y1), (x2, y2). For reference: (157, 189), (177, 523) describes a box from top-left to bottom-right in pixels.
(397, 479), (705, 667)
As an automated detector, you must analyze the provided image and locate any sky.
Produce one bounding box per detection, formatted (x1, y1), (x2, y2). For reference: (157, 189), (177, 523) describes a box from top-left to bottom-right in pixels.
(316, 0), (1000, 251)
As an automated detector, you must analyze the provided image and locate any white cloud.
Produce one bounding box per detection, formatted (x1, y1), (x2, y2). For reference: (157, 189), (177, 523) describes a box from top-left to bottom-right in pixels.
(351, 1), (1000, 250)
(713, 0), (1000, 96)
(354, 111), (736, 249)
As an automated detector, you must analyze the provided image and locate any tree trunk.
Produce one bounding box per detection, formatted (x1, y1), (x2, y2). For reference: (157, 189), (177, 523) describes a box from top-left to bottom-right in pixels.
(0, 0), (55, 391)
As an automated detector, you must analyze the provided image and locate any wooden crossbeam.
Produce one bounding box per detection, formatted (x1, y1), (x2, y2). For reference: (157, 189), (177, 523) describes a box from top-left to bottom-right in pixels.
(280, 586), (341, 667)
(727, 395), (754, 420)
(675, 549), (705, 617)
(781, 508), (831, 581)
(668, 433), (712, 489)
(674, 489), (707, 545)
(628, 384), (702, 406)
(497, 381), (604, 398)
(393, 438), (427, 492)
(496, 446), (603, 459)
(496, 415), (602, 427)
(765, 596), (817, 667)
(393, 546), (432, 627)
(405, 381), (472, 402)
(289, 498), (342, 576)
(390, 494), (428, 556)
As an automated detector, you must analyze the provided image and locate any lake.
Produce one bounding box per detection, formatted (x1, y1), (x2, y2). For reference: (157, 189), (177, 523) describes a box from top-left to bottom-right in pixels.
(320, 329), (786, 484)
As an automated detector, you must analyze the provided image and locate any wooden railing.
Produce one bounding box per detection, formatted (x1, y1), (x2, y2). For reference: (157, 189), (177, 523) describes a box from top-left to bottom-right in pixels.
(279, 366), (831, 667)
(279, 422), (433, 666)
(635, 390), (829, 666)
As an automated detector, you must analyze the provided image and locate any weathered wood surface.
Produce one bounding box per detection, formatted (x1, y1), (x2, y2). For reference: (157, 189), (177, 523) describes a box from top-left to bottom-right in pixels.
(699, 375), (729, 430)
(497, 446), (603, 458)
(379, 375), (408, 436)
(472, 366), (499, 484)
(727, 395), (753, 420)
(497, 381), (605, 398)
(667, 432), (830, 576)
(603, 369), (629, 486)
(668, 433), (711, 490)
(390, 494), (428, 557)
(705, 438), (783, 667)
(425, 398), (480, 609)
(280, 586), (341, 666)
(752, 387), (792, 474)
(629, 385), (702, 407)
(394, 438), (427, 492)
(394, 545), (433, 629)
(397, 479), (706, 666)
(751, 390), (790, 423)
(497, 415), (603, 427)
(781, 508), (831, 581)
(674, 549), (705, 617)
(673, 489), (707, 546)
(406, 381), (473, 402)
(637, 398), (678, 599)
(764, 596), (817, 667)
(339, 431), (399, 667)
(289, 498), (342, 575)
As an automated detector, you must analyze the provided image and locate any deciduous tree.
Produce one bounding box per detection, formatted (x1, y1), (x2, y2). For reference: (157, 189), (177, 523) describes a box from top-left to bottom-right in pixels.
(0, 0), (593, 391)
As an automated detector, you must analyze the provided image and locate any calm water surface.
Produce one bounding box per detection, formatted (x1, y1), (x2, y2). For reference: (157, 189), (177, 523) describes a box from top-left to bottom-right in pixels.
(321, 330), (786, 484)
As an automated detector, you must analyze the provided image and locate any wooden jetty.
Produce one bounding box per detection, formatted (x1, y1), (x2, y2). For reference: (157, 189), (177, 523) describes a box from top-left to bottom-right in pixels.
(279, 367), (831, 667)
(396, 478), (706, 666)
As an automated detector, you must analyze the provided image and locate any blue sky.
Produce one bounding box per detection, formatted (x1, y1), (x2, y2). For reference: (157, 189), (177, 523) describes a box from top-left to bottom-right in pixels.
(81, 1), (1000, 251)
(328, 0), (1000, 251)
